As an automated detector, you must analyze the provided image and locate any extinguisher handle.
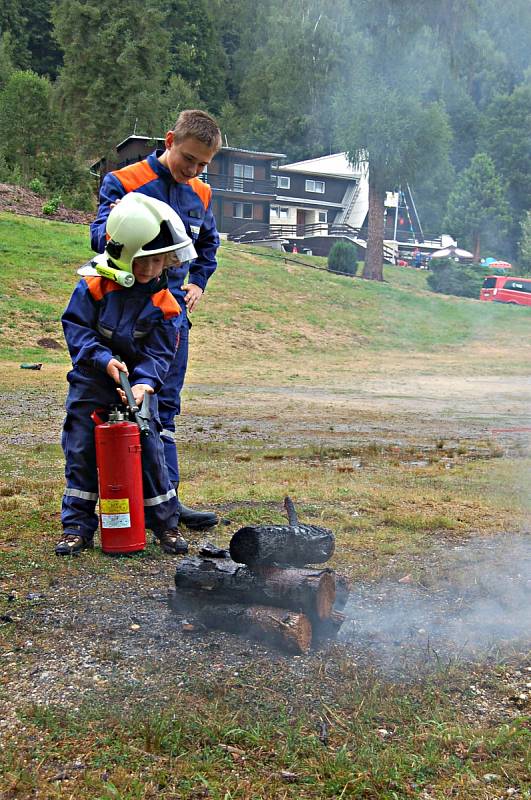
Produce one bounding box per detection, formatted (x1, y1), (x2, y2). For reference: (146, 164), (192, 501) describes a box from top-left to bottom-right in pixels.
(136, 392), (151, 437)
(116, 361), (139, 413)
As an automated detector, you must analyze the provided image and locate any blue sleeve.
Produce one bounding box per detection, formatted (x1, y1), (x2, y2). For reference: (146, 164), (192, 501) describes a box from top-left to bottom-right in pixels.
(90, 173), (127, 253)
(129, 318), (179, 393)
(187, 200), (220, 292)
(61, 282), (113, 373)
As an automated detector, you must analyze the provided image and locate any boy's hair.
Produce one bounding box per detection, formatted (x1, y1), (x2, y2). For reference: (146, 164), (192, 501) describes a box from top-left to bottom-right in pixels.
(171, 109), (222, 152)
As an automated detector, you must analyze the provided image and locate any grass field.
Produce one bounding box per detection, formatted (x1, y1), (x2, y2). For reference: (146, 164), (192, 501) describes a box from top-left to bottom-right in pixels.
(0, 212), (530, 799)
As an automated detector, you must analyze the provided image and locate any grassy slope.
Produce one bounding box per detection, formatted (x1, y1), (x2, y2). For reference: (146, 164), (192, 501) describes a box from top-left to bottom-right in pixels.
(2, 211), (531, 375)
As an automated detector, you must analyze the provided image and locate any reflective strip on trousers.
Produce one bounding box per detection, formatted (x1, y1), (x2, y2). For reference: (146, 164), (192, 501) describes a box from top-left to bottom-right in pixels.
(64, 488), (98, 501)
(144, 488), (177, 507)
(161, 428), (175, 438)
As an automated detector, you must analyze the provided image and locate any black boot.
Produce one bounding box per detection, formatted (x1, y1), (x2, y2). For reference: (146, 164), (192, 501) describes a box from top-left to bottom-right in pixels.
(174, 484), (218, 530)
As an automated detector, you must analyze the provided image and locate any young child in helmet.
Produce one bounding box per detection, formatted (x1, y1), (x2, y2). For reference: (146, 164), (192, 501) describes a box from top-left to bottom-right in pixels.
(55, 193), (197, 557)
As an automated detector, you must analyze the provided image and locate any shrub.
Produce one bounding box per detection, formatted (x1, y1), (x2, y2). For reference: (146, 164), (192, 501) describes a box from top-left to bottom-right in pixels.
(327, 240), (358, 276)
(29, 177), (45, 196)
(42, 195), (62, 215)
(427, 258), (487, 298)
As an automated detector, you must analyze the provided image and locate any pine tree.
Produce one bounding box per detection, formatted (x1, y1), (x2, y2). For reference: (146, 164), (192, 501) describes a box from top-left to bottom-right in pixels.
(53, 0), (170, 158)
(444, 153), (510, 261)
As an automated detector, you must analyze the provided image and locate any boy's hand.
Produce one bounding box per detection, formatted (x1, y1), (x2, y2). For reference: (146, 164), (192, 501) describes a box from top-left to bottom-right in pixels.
(131, 384), (154, 407)
(181, 283), (203, 312)
(106, 357), (128, 384)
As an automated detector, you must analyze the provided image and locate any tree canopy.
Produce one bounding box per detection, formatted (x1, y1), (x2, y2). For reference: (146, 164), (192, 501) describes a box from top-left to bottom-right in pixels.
(1, 0), (529, 270)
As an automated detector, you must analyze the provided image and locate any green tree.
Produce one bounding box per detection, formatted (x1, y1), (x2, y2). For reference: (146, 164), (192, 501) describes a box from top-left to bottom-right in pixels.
(53, 0), (170, 158)
(0, 70), (58, 181)
(0, 32), (14, 90)
(444, 153), (510, 261)
(158, 75), (201, 132)
(336, 3), (452, 281)
(0, 0), (30, 69)
(481, 81), (531, 257)
(25, 0), (62, 78)
(164, 0), (228, 112)
(233, 0), (349, 159)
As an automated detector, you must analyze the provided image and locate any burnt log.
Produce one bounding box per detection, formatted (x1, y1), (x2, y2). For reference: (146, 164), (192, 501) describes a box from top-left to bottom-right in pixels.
(312, 610), (346, 643)
(333, 574), (351, 612)
(173, 556), (336, 620)
(229, 497), (334, 567)
(168, 589), (311, 654)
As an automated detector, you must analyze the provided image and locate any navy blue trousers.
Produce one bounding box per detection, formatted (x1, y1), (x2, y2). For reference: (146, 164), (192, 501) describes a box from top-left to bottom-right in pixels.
(61, 368), (180, 541)
(158, 318), (189, 485)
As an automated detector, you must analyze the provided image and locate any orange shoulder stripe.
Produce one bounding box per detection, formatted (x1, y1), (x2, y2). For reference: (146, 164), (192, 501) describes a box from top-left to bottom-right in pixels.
(84, 276), (122, 301)
(112, 160), (159, 193)
(151, 288), (182, 320)
(188, 177), (212, 210)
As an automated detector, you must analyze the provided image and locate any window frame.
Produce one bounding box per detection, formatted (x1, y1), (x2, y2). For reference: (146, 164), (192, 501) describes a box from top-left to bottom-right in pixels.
(234, 163), (254, 180)
(305, 179), (325, 194)
(233, 201), (253, 219)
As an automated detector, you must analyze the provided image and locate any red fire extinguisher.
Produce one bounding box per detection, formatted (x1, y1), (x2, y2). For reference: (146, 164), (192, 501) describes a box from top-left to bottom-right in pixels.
(91, 369), (150, 554)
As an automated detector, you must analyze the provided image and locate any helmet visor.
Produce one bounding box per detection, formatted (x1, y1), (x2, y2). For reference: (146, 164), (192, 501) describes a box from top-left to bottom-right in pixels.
(173, 240), (197, 263)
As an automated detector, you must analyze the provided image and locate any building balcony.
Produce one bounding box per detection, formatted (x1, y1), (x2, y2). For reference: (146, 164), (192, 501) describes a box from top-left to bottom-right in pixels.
(204, 174), (277, 196)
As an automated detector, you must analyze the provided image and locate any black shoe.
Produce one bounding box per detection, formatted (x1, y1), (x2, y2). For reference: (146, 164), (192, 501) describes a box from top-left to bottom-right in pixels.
(178, 504), (218, 531)
(157, 529), (189, 555)
(55, 533), (94, 556)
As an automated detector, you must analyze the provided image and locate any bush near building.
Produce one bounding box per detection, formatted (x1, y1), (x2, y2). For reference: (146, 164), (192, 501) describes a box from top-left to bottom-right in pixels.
(327, 240), (359, 276)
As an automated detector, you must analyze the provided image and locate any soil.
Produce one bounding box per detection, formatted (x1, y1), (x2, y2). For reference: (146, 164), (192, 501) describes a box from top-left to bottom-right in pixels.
(0, 183), (93, 224)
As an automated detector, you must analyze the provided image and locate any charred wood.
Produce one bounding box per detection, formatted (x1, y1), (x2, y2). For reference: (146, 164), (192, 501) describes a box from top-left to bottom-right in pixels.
(333, 574), (351, 612)
(312, 610), (346, 643)
(229, 497), (335, 568)
(173, 557), (336, 620)
(168, 589), (312, 654)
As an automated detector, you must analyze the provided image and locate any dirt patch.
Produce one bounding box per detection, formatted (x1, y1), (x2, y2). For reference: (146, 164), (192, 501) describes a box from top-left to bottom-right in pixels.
(0, 183), (93, 224)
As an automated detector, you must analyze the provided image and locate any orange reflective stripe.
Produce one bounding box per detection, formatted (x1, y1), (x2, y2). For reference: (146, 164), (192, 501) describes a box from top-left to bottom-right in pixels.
(188, 177), (211, 210)
(112, 160), (159, 193)
(151, 288), (182, 320)
(84, 276), (122, 301)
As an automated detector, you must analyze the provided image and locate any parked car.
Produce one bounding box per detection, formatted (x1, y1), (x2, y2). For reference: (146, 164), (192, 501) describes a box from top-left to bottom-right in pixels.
(480, 275), (531, 306)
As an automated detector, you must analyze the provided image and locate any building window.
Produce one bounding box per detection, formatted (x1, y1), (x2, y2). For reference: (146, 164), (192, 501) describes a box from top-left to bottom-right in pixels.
(271, 205), (289, 219)
(318, 210), (328, 223)
(277, 175), (290, 189)
(305, 179), (325, 193)
(233, 202), (253, 219)
(234, 163), (254, 179)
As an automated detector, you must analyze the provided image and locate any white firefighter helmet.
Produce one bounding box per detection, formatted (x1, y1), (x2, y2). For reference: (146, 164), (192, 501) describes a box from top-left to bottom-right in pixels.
(98, 193), (197, 273)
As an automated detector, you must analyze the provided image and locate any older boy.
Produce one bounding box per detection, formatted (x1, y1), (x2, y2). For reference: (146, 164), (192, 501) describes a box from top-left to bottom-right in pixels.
(90, 110), (221, 530)
(56, 194), (197, 557)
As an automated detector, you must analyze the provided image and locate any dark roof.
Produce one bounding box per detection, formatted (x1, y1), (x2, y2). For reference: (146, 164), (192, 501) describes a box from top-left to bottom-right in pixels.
(114, 135), (285, 159)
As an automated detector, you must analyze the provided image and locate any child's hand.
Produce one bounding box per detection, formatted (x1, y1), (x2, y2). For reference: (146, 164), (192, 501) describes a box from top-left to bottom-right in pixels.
(181, 283), (203, 312)
(131, 384), (154, 407)
(106, 357), (128, 383)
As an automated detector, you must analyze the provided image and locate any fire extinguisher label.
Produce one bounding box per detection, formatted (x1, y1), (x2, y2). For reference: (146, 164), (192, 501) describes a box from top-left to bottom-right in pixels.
(101, 498), (130, 513)
(101, 513), (131, 528)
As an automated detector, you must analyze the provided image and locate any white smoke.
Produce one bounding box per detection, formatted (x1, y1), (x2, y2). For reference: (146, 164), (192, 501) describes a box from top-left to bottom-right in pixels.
(340, 533), (531, 675)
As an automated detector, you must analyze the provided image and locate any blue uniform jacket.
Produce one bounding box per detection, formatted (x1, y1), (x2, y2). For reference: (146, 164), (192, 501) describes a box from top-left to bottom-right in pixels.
(90, 150), (219, 299)
(62, 275), (181, 392)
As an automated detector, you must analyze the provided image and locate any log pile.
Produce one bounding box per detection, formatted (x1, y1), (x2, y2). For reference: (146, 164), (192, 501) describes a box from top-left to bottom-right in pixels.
(169, 497), (350, 655)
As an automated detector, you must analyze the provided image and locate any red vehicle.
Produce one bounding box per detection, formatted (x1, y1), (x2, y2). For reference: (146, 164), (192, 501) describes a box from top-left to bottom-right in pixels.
(480, 275), (531, 306)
